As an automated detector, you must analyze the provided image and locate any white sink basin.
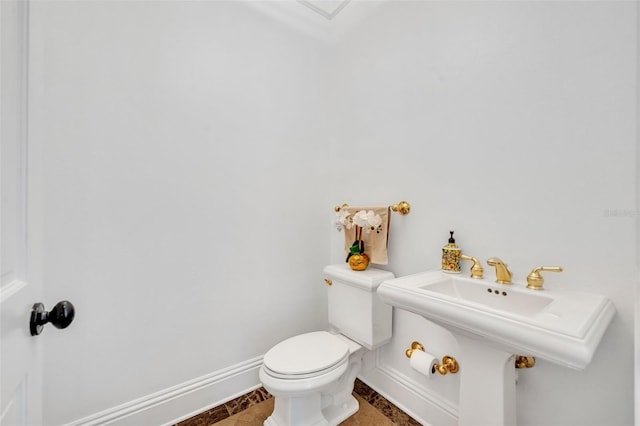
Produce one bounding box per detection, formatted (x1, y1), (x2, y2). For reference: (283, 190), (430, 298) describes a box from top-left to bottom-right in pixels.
(377, 270), (616, 370)
(424, 276), (554, 316)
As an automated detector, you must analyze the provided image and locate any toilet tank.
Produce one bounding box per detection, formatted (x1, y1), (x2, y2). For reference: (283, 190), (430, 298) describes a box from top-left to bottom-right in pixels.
(323, 264), (395, 350)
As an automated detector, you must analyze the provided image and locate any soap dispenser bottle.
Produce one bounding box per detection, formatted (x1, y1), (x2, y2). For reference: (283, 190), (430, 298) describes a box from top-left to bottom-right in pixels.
(442, 231), (461, 273)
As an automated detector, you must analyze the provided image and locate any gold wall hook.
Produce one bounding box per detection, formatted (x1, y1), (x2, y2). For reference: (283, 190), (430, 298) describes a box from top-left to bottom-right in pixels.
(434, 355), (459, 375)
(324, 278), (332, 286)
(405, 341), (425, 358)
(515, 356), (536, 369)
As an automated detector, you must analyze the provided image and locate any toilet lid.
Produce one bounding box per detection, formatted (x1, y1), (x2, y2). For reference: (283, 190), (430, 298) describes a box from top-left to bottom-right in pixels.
(263, 331), (349, 378)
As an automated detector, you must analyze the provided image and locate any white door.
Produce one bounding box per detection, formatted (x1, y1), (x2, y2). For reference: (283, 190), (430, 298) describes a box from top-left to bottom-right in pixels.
(1, 1), (44, 424)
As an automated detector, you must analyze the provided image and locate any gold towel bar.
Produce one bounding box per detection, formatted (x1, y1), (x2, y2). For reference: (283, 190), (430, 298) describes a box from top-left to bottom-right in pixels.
(334, 201), (411, 215)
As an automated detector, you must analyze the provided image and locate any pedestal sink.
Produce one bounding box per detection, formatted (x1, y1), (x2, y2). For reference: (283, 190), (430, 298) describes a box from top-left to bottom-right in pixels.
(377, 271), (616, 425)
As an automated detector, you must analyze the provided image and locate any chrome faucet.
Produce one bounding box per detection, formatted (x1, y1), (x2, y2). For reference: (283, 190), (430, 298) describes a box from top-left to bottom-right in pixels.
(486, 257), (513, 284)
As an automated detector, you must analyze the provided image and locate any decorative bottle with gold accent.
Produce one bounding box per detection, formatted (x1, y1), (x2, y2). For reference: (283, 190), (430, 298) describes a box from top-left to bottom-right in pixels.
(441, 231), (461, 273)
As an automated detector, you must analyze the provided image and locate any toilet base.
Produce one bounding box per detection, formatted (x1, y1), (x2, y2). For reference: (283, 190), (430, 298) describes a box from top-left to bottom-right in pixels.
(322, 394), (359, 425)
(264, 393), (359, 426)
(261, 332), (366, 426)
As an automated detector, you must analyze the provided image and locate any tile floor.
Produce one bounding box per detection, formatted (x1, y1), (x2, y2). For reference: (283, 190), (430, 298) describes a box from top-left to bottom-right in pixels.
(176, 379), (422, 426)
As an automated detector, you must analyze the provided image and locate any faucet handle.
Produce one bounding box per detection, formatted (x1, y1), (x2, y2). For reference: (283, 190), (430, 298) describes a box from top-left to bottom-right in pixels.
(460, 254), (484, 279)
(526, 266), (563, 290)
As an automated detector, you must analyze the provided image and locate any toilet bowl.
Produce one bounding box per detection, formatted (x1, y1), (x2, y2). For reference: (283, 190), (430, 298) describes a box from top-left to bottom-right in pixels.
(259, 331), (363, 426)
(259, 264), (394, 426)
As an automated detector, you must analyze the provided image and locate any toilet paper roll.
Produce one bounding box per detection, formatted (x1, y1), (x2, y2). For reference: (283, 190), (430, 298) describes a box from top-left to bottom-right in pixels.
(409, 350), (438, 378)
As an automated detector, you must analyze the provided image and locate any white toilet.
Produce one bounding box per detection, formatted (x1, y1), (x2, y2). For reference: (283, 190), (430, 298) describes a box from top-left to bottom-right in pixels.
(259, 264), (395, 426)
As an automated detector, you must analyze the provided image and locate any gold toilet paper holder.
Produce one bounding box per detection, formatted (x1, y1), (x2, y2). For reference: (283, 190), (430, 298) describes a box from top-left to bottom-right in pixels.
(405, 341), (425, 358)
(405, 341), (459, 375)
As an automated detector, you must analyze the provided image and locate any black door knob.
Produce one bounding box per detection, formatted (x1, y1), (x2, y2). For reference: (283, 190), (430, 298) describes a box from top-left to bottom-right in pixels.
(30, 300), (75, 336)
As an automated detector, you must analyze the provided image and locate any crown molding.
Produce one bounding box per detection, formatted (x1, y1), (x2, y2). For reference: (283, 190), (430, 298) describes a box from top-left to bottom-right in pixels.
(297, 0), (351, 20)
(243, 0), (384, 43)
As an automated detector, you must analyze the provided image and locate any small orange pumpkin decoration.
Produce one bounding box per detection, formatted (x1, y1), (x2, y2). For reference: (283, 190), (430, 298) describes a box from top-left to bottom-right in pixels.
(348, 253), (370, 271)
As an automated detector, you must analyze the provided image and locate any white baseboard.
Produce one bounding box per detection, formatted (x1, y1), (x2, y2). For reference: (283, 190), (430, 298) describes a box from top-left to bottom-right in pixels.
(65, 350), (457, 426)
(358, 350), (458, 426)
(66, 356), (264, 426)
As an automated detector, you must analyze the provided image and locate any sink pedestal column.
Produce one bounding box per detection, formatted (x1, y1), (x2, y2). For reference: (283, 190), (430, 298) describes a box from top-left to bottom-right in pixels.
(457, 335), (517, 426)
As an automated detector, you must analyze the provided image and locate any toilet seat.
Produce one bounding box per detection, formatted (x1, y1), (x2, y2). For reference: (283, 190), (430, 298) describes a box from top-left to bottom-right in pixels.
(262, 331), (350, 379)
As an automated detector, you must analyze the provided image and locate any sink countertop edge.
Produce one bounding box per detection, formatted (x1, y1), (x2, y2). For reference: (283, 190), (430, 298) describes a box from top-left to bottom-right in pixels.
(376, 279), (617, 370)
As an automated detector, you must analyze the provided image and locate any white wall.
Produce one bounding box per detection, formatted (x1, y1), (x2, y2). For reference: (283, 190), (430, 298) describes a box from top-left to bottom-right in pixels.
(28, 1), (331, 424)
(329, 2), (636, 425)
(635, 2), (640, 423)
(28, 0), (636, 425)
